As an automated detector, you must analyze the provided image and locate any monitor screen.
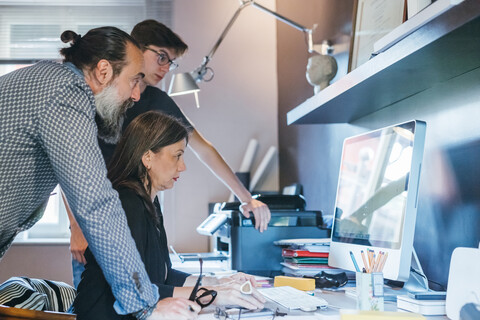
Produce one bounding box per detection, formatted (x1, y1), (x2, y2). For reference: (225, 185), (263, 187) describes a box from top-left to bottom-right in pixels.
(329, 120), (426, 281)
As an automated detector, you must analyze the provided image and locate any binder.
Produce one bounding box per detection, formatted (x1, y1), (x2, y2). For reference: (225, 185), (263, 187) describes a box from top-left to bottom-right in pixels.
(282, 248), (329, 258)
(281, 261), (335, 270)
(284, 257), (329, 264)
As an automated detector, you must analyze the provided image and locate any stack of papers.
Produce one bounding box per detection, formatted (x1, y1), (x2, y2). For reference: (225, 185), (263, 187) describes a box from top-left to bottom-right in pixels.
(274, 238), (331, 250)
(274, 238), (351, 277)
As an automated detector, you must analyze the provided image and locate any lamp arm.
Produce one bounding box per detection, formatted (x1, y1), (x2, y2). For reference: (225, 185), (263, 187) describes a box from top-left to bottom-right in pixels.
(251, 1), (309, 33)
(192, 2), (250, 82)
(251, 1), (314, 52)
(207, 2), (250, 61)
(192, 0), (315, 82)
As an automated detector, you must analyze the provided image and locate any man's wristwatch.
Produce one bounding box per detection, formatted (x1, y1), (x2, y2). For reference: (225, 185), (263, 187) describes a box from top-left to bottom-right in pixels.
(134, 305), (155, 320)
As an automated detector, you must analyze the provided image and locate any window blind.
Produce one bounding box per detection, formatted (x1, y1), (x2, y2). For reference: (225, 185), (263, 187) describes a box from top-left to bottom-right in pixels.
(0, 0), (172, 60)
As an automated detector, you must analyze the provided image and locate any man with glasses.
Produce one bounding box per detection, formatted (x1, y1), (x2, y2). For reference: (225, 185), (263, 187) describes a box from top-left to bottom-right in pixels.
(68, 19), (272, 288)
(128, 21), (271, 233)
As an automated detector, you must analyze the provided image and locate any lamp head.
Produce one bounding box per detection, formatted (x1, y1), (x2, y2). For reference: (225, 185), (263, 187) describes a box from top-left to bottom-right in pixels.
(168, 72), (200, 97)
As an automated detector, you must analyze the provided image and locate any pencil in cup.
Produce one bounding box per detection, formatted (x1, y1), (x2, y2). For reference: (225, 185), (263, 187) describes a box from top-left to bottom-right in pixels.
(378, 252), (388, 272)
(376, 252), (385, 272)
(349, 251), (361, 272)
(359, 250), (388, 273)
(367, 249), (373, 271)
(361, 250), (369, 273)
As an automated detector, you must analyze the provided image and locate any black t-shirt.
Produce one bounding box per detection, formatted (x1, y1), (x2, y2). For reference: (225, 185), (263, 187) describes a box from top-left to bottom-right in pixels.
(98, 86), (193, 165)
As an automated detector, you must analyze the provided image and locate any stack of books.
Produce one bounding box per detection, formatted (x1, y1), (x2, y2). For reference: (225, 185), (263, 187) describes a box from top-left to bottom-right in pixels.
(274, 238), (347, 277)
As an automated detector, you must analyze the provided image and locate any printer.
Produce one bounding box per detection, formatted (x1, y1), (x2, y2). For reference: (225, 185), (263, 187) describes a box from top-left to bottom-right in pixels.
(196, 194), (330, 276)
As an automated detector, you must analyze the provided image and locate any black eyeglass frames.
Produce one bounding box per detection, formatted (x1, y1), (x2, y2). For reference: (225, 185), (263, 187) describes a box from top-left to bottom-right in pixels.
(144, 46), (178, 71)
(188, 258), (217, 308)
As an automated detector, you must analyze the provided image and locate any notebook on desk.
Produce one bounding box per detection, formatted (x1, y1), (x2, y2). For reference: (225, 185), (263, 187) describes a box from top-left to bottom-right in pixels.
(340, 310), (425, 319)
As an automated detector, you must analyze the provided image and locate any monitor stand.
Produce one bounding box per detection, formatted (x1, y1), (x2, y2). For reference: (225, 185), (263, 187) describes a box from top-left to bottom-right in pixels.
(383, 248), (429, 301)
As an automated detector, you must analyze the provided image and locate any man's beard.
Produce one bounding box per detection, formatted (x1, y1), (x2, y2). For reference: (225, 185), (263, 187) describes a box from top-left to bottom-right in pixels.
(95, 84), (134, 144)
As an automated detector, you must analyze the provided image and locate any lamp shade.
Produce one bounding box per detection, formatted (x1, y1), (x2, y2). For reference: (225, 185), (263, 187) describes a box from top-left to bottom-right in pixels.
(168, 72), (200, 97)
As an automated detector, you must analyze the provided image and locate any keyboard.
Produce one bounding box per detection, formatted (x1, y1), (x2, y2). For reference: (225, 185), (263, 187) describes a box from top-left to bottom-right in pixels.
(259, 286), (328, 310)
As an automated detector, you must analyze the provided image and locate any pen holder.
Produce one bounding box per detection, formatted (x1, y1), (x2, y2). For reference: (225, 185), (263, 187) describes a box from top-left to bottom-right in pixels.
(355, 272), (384, 311)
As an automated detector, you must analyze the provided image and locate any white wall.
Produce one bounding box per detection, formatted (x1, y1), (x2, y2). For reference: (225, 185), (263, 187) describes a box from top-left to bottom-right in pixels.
(161, 0), (279, 252)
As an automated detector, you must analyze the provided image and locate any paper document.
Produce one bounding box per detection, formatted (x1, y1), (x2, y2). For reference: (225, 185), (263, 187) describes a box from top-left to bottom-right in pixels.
(274, 238), (331, 246)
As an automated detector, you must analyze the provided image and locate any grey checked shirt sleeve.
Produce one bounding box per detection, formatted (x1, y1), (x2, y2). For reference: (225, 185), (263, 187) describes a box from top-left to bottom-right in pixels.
(37, 82), (159, 314)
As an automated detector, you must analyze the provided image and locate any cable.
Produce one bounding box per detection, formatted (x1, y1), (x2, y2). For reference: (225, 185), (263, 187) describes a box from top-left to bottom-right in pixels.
(410, 267), (447, 291)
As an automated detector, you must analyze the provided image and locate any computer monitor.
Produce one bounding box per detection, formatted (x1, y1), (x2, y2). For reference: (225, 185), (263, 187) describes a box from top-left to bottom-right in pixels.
(329, 120), (426, 285)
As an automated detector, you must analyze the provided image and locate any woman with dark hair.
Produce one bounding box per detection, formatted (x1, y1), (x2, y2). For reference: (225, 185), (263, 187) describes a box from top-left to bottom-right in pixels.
(74, 111), (265, 319)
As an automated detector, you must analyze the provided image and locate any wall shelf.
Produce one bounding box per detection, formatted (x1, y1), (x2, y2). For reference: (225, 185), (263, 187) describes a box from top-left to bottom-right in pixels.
(287, 0), (480, 125)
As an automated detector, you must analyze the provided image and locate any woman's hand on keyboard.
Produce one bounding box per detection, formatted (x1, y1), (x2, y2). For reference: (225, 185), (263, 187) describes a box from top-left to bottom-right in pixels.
(207, 281), (266, 310)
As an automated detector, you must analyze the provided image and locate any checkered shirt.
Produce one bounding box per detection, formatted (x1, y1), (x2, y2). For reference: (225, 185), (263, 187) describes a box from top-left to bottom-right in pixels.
(0, 61), (159, 314)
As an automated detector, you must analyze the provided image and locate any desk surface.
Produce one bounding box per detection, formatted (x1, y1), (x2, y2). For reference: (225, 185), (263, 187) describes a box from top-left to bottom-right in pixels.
(171, 255), (448, 319)
(197, 289), (449, 319)
(318, 289), (447, 320)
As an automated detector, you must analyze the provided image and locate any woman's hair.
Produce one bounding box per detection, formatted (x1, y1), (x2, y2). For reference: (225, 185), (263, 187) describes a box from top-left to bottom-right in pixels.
(107, 111), (189, 218)
(60, 26), (140, 77)
(131, 20), (188, 57)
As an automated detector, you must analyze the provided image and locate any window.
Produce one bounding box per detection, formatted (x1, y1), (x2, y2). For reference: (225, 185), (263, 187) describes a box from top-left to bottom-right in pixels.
(3, 0), (173, 241)
(15, 186), (70, 242)
(0, 0), (173, 75)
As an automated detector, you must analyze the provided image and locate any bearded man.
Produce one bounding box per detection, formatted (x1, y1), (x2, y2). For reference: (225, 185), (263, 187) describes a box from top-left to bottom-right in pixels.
(0, 27), (199, 320)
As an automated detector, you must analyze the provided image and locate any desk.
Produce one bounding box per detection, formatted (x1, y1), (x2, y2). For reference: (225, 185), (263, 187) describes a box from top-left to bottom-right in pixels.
(318, 289), (448, 320)
(194, 287), (449, 320)
(171, 257), (448, 319)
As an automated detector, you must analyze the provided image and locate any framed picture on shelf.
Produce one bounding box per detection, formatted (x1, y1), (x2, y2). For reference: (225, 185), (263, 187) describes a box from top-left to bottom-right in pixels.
(348, 0), (407, 72)
(407, 0), (433, 19)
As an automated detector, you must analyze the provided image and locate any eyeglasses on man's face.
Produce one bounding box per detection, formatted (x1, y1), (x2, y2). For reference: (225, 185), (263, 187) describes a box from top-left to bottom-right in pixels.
(144, 46), (178, 71)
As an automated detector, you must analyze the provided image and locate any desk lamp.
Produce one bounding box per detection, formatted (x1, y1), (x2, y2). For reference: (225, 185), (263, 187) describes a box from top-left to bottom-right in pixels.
(168, 0), (323, 107)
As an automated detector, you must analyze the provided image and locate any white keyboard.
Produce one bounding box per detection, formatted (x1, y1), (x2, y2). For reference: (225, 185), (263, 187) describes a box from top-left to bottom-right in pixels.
(259, 286), (328, 310)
